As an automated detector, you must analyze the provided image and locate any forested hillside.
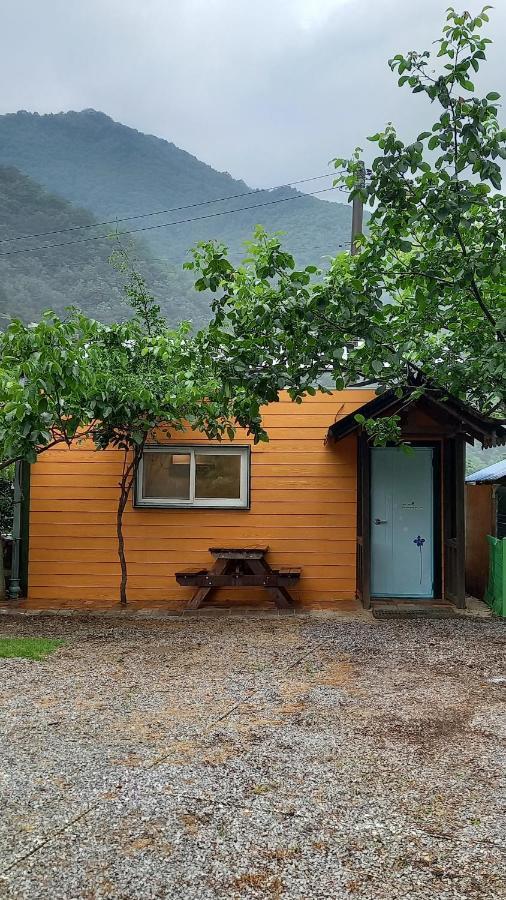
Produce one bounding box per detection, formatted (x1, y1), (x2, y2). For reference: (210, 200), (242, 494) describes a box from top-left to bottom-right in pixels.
(0, 166), (211, 325)
(0, 110), (352, 267)
(466, 444), (506, 476)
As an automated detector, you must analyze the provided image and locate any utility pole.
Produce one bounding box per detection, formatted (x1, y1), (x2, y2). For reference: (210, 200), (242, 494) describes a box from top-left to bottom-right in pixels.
(350, 160), (366, 255)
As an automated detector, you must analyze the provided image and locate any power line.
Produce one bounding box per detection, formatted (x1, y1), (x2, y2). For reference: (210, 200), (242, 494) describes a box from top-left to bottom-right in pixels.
(0, 172), (345, 246)
(0, 185), (346, 258)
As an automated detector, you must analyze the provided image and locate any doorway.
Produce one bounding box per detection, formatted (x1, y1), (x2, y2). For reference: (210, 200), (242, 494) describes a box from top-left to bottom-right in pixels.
(371, 447), (435, 598)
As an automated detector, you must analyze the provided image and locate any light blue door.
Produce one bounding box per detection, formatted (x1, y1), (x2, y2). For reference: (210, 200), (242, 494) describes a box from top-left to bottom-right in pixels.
(371, 447), (434, 598)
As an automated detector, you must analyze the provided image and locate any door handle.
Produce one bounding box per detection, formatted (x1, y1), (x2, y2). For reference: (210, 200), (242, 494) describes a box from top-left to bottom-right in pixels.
(374, 518), (388, 525)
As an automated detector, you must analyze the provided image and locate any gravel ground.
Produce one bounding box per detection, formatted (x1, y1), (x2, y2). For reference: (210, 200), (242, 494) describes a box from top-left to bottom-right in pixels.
(0, 613), (505, 900)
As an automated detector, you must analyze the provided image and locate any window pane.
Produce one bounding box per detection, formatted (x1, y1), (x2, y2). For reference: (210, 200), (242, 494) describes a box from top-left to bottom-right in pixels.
(143, 452), (191, 499)
(195, 454), (242, 500)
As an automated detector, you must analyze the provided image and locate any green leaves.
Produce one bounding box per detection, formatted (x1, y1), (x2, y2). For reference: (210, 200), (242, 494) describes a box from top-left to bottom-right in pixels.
(183, 5), (505, 425)
(0, 311), (106, 468)
(0, 265), (272, 471)
(354, 413), (402, 445)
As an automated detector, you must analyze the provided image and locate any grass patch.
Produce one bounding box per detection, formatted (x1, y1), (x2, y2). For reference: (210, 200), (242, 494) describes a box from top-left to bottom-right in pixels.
(0, 637), (63, 660)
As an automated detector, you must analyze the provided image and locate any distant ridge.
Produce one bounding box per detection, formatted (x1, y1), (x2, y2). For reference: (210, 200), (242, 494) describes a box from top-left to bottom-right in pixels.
(0, 110), (352, 264)
(0, 109), (354, 323)
(0, 165), (209, 325)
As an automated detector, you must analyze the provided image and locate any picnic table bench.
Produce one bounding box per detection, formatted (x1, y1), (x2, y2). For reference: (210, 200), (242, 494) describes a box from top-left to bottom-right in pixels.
(175, 546), (301, 610)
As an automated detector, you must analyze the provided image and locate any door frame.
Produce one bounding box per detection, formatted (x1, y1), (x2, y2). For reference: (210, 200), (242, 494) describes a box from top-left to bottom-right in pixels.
(442, 435), (466, 607)
(357, 438), (442, 606)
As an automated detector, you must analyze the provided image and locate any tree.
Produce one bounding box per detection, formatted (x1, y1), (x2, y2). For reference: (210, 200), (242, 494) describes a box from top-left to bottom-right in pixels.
(0, 254), (271, 605)
(0, 311), (110, 601)
(334, 4), (505, 410)
(0, 311), (104, 471)
(188, 6), (505, 442)
(87, 259), (252, 605)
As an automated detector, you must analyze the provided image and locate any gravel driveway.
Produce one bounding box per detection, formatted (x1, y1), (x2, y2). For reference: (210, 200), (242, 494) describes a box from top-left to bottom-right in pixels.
(0, 613), (505, 899)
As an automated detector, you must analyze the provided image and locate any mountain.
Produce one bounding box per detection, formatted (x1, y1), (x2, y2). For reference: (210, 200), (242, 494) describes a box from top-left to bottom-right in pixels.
(0, 166), (210, 325)
(0, 109), (352, 270)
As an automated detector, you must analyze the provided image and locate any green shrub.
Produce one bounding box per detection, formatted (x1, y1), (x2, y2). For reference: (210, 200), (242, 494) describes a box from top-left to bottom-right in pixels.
(0, 465), (14, 537)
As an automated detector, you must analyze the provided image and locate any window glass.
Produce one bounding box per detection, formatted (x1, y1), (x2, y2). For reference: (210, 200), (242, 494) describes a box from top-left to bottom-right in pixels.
(142, 452), (191, 499)
(137, 446), (248, 507)
(195, 453), (241, 499)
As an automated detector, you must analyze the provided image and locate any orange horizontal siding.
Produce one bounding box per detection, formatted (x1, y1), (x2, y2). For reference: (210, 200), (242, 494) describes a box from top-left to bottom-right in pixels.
(30, 491), (357, 509)
(30, 474), (358, 489)
(28, 390), (373, 606)
(30, 557), (356, 572)
(28, 557), (354, 574)
(29, 524), (357, 538)
(26, 587), (357, 603)
(30, 501), (357, 518)
(28, 571), (357, 585)
(29, 538), (357, 554)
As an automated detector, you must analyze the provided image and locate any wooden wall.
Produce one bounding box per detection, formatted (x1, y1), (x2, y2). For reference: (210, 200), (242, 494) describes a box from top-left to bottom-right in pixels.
(465, 483), (495, 599)
(28, 390), (374, 606)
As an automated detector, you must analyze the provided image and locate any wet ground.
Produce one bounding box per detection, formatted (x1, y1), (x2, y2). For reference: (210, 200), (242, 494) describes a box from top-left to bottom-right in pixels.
(0, 613), (505, 899)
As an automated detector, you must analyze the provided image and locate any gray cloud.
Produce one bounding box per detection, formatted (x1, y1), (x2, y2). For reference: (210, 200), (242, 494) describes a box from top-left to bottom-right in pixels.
(2, 0), (505, 186)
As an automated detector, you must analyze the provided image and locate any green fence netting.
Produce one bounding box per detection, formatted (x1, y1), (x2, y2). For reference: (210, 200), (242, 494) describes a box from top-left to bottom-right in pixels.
(485, 536), (506, 618)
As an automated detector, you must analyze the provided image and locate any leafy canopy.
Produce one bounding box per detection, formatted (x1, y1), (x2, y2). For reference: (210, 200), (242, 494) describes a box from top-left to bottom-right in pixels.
(0, 311), (104, 468)
(0, 253), (271, 475)
(336, 4), (505, 411)
(90, 249), (272, 456)
(188, 6), (505, 442)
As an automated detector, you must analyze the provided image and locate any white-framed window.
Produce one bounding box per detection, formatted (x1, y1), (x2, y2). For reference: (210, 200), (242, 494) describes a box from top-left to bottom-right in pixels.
(135, 445), (250, 509)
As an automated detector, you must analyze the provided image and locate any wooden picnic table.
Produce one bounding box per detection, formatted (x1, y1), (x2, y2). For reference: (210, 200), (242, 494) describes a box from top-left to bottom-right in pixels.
(175, 546), (300, 610)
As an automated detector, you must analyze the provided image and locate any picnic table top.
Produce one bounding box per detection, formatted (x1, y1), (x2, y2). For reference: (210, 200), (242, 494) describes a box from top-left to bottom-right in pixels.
(209, 545), (269, 558)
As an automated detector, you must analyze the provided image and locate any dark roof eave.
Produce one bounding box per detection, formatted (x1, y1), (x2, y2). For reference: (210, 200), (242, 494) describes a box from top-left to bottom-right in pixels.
(326, 387), (506, 447)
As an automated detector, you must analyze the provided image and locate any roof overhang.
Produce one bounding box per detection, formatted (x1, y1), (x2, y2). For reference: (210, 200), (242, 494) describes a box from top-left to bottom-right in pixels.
(466, 460), (506, 484)
(326, 386), (506, 449)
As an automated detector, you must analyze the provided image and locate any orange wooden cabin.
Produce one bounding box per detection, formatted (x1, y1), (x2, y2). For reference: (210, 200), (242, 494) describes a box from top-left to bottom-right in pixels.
(13, 387), (506, 610)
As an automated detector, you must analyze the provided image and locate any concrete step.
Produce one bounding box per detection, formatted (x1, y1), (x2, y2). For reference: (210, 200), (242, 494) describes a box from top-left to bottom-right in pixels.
(372, 602), (458, 620)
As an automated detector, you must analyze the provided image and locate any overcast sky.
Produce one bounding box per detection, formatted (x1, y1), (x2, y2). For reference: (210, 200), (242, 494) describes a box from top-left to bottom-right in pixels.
(2, 0), (505, 188)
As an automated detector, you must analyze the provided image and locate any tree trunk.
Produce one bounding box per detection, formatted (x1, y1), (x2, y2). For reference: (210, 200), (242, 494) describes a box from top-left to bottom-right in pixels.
(116, 445), (143, 606)
(117, 487), (129, 606)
